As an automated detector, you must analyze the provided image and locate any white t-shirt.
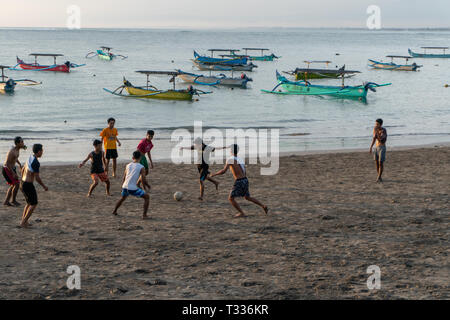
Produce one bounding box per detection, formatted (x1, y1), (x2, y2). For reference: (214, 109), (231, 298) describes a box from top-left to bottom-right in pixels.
(122, 162), (144, 190)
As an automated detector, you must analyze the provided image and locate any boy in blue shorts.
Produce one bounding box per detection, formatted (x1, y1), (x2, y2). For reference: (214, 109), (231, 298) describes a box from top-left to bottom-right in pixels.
(112, 151), (150, 219)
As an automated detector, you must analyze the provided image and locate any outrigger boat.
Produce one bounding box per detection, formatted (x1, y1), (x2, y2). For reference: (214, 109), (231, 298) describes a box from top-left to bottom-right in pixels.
(176, 69), (252, 88)
(262, 71), (391, 101)
(369, 55), (422, 71)
(11, 53), (85, 73)
(0, 65), (41, 94)
(408, 47), (450, 58)
(192, 60), (258, 72)
(194, 49), (247, 65)
(103, 71), (211, 101)
(284, 61), (358, 80)
(86, 46), (128, 61)
(221, 48), (279, 61)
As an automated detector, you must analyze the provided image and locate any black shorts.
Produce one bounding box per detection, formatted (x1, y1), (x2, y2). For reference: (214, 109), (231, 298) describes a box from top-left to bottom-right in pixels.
(230, 177), (250, 198)
(197, 164), (209, 181)
(105, 149), (118, 159)
(21, 181), (38, 205)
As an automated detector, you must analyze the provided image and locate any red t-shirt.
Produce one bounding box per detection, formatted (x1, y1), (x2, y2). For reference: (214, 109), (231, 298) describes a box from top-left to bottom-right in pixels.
(137, 139), (153, 154)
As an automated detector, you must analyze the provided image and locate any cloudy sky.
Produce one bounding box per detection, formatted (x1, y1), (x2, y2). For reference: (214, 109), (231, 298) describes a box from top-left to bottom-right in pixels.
(2, 0), (449, 28)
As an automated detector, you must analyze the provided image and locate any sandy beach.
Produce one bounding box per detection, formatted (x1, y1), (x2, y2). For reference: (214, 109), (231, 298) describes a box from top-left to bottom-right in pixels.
(0, 146), (448, 300)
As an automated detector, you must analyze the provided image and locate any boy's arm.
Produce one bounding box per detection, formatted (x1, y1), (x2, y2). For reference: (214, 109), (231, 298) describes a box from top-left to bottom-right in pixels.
(116, 137), (121, 147)
(122, 168), (127, 184)
(147, 152), (153, 169)
(35, 173), (48, 191)
(211, 163), (230, 177)
(369, 129), (376, 152)
(102, 152), (107, 168)
(78, 153), (92, 168)
(16, 157), (22, 169)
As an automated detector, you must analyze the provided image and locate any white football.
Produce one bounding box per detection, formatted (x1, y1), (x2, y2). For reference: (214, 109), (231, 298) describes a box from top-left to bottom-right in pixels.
(174, 191), (183, 201)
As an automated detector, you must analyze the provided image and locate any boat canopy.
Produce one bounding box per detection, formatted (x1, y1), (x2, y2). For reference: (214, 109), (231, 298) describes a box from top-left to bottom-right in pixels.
(29, 53), (64, 57)
(0, 65), (10, 69)
(242, 48), (270, 51)
(207, 49), (239, 52)
(293, 68), (360, 74)
(304, 60), (332, 64)
(420, 46), (449, 49)
(136, 70), (180, 76)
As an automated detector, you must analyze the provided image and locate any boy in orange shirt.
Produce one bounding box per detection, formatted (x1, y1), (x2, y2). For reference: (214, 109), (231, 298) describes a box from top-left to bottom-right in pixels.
(100, 118), (121, 177)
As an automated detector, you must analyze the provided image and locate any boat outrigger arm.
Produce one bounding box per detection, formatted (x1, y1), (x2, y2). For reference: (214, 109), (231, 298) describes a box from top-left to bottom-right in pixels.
(0, 65), (41, 86)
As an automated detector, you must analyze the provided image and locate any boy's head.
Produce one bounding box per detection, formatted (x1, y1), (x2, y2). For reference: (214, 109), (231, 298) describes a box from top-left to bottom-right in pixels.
(132, 150), (142, 162)
(194, 137), (203, 147)
(93, 139), (102, 151)
(375, 118), (383, 128)
(107, 117), (115, 128)
(146, 130), (154, 141)
(231, 144), (239, 156)
(33, 144), (44, 157)
(14, 136), (24, 148)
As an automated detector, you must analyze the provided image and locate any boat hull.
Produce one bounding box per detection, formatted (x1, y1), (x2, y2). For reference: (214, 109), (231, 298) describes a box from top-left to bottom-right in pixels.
(192, 60), (257, 72)
(368, 59), (421, 71)
(17, 58), (70, 72)
(408, 49), (450, 58)
(281, 83), (368, 99)
(194, 51), (247, 65)
(125, 86), (193, 101)
(295, 72), (340, 80)
(177, 72), (250, 88)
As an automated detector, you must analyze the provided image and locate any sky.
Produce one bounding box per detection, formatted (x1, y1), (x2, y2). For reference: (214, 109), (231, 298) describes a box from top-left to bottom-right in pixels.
(1, 0), (450, 29)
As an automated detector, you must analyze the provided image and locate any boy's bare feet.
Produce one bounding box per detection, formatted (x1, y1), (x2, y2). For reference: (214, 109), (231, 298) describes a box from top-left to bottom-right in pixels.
(263, 205), (269, 214)
(198, 197), (203, 201)
(12, 201), (21, 206)
(142, 215), (149, 220)
(20, 222), (32, 228)
(3, 201), (13, 207)
(112, 211), (118, 216)
(234, 213), (246, 218)
(214, 181), (219, 191)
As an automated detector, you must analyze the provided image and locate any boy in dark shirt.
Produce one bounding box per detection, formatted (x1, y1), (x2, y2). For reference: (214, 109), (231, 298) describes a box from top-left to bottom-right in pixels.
(79, 140), (111, 197)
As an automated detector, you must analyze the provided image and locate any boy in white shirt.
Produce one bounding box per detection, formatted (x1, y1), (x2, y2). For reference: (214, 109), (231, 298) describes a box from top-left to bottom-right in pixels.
(112, 151), (151, 219)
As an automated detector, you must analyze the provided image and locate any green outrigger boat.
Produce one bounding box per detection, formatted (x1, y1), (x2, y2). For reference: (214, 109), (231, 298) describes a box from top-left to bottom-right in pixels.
(220, 48), (280, 61)
(262, 71), (391, 101)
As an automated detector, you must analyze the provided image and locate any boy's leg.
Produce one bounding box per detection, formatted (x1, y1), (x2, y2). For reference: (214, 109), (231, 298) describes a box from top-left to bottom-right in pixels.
(112, 196), (127, 215)
(3, 186), (13, 206)
(207, 176), (219, 190)
(199, 180), (205, 200)
(88, 177), (99, 197)
(105, 180), (111, 196)
(228, 195), (245, 218)
(21, 204), (29, 221)
(11, 184), (20, 205)
(112, 158), (117, 177)
(21, 204), (37, 227)
(142, 194), (150, 219)
(244, 195), (269, 214)
(105, 157), (110, 174)
(378, 161), (384, 181)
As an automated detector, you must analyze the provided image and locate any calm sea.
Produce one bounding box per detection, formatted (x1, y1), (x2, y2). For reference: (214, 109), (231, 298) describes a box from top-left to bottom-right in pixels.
(0, 28), (449, 163)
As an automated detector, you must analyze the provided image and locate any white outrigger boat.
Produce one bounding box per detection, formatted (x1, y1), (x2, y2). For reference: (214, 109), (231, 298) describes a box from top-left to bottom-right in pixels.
(0, 65), (41, 94)
(176, 69), (252, 88)
(368, 55), (422, 71)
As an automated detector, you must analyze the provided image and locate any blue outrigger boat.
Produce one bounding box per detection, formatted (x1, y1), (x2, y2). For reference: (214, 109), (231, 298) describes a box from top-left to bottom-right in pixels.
(369, 55), (422, 71)
(408, 47), (450, 58)
(194, 49), (248, 65)
(262, 71), (391, 101)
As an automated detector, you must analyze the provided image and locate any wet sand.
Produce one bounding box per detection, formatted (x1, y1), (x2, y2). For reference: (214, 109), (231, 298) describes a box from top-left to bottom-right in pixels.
(0, 146), (448, 299)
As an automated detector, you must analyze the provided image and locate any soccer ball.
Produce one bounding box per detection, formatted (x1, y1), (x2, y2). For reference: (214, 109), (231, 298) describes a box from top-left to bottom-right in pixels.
(174, 191), (183, 201)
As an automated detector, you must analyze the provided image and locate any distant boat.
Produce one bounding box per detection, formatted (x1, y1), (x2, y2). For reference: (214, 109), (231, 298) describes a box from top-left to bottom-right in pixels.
(0, 65), (41, 94)
(408, 47), (450, 58)
(176, 69), (252, 88)
(192, 60), (258, 72)
(193, 49), (248, 65)
(86, 47), (128, 61)
(220, 48), (280, 61)
(284, 61), (360, 80)
(369, 55), (422, 71)
(12, 53), (85, 73)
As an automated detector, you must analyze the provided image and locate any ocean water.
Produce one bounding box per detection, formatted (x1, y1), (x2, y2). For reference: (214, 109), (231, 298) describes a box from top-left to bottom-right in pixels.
(0, 28), (449, 163)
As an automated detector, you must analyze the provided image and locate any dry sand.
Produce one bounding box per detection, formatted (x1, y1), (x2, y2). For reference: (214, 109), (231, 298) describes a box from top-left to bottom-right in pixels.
(0, 146), (448, 299)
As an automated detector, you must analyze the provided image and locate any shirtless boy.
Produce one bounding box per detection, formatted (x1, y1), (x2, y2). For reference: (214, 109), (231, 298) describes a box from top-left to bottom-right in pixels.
(20, 144), (48, 228)
(2, 136), (26, 206)
(211, 144), (268, 218)
(369, 118), (388, 182)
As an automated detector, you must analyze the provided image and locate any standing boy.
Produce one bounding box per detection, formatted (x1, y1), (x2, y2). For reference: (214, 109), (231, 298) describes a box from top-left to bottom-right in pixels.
(211, 144), (268, 218)
(2, 136), (26, 206)
(112, 151), (150, 219)
(137, 130), (154, 175)
(180, 138), (226, 200)
(20, 144), (48, 228)
(369, 118), (388, 182)
(100, 117), (121, 178)
(78, 139), (111, 197)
